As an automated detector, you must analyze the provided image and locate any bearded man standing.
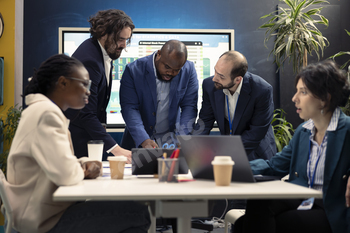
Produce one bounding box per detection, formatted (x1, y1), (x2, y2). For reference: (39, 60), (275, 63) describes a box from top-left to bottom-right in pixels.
(65, 9), (133, 161)
(194, 51), (276, 161)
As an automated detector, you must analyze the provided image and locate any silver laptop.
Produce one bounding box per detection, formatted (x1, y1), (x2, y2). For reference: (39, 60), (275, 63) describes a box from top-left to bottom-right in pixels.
(178, 135), (256, 183)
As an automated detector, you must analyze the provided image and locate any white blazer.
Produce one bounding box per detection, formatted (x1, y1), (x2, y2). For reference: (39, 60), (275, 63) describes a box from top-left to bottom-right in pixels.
(7, 94), (93, 233)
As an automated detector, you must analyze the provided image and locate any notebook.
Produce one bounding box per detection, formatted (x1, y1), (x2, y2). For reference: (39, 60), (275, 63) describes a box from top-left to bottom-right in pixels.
(177, 135), (256, 183)
(131, 148), (188, 175)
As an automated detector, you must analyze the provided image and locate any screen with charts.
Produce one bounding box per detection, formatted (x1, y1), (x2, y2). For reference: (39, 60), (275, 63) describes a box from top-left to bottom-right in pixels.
(59, 28), (234, 127)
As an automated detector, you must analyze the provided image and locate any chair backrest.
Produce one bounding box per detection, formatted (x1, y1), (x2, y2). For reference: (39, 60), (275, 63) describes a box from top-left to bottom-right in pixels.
(0, 169), (14, 233)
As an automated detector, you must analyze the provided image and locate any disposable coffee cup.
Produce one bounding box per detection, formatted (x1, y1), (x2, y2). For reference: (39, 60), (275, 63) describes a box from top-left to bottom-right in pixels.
(108, 156), (127, 179)
(211, 156), (235, 186)
(157, 158), (179, 182)
(87, 140), (104, 161)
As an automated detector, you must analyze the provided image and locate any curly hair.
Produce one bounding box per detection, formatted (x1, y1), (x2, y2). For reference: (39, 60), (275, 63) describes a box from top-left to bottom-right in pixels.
(295, 60), (350, 113)
(24, 54), (84, 96)
(89, 9), (135, 44)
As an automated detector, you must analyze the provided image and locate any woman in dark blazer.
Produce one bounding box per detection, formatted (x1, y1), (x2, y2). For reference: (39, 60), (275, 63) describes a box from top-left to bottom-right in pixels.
(234, 60), (350, 233)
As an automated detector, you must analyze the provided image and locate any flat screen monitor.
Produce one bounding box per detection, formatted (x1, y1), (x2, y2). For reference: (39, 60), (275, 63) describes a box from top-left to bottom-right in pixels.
(59, 28), (235, 127)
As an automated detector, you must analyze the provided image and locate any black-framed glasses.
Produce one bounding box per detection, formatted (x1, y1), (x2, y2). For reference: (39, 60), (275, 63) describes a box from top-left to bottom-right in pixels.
(66, 77), (91, 91)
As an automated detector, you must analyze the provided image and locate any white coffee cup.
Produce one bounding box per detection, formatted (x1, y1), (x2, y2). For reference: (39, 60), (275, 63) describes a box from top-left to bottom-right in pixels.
(108, 156), (127, 179)
(87, 140), (104, 161)
(211, 156), (235, 186)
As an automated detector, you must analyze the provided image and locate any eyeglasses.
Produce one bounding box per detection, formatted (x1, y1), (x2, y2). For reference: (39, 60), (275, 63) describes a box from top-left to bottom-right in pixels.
(65, 77), (91, 91)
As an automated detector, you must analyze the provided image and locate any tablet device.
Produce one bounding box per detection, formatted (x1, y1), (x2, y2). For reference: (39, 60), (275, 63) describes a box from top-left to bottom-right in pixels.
(178, 135), (256, 183)
(131, 148), (188, 175)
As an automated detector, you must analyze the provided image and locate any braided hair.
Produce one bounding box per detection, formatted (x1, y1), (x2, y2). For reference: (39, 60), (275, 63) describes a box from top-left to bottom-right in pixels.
(24, 54), (84, 96)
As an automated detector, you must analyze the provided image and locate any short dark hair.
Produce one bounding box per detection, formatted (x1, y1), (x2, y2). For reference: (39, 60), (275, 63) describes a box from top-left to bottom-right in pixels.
(295, 60), (350, 113)
(160, 40), (188, 64)
(220, 51), (248, 80)
(24, 54), (84, 96)
(89, 9), (135, 44)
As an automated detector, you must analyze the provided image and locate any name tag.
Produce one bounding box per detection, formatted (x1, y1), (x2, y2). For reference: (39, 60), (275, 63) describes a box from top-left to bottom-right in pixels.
(297, 197), (314, 210)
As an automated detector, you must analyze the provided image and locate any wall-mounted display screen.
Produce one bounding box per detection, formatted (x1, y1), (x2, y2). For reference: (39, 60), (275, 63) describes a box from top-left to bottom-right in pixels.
(59, 28), (234, 127)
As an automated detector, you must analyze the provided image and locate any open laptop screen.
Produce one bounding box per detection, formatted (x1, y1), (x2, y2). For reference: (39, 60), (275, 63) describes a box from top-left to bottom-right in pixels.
(178, 135), (256, 183)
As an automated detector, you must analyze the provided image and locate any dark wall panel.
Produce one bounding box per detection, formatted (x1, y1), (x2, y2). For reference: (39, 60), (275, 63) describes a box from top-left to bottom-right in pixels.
(23, 0), (350, 128)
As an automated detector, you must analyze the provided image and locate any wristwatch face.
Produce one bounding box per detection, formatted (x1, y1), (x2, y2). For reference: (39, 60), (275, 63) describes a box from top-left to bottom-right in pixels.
(0, 13), (4, 38)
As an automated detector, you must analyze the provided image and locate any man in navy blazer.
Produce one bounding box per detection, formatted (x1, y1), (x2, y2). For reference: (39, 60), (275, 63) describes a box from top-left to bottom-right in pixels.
(120, 40), (198, 149)
(194, 51), (275, 161)
(65, 9), (134, 161)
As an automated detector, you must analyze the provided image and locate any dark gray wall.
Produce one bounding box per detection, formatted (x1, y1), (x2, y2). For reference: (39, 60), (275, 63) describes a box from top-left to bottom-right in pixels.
(23, 0), (350, 128)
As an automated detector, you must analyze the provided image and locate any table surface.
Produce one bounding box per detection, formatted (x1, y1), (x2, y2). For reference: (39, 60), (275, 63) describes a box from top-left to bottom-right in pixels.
(53, 162), (323, 233)
(53, 176), (322, 202)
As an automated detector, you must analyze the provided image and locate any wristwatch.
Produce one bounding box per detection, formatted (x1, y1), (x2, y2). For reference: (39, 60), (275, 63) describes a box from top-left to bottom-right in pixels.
(0, 13), (4, 38)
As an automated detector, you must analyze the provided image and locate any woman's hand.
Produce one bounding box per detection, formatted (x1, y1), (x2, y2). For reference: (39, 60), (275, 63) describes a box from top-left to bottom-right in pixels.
(82, 161), (101, 179)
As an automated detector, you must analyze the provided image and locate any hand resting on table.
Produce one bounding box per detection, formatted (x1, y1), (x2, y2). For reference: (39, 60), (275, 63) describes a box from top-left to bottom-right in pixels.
(82, 161), (102, 179)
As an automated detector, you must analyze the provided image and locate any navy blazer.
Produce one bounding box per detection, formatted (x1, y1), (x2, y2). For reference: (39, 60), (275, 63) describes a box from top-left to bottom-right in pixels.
(119, 53), (198, 149)
(194, 72), (276, 161)
(64, 38), (116, 158)
(250, 111), (350, 232)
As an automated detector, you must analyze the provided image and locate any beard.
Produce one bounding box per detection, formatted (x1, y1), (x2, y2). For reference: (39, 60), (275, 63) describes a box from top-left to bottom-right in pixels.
(155, 59), (174, 82)
(214, 80), (235, 90)
(156, 71), (173, 82)
(107, 49), (122, 60)
(104, 37), (124, 60)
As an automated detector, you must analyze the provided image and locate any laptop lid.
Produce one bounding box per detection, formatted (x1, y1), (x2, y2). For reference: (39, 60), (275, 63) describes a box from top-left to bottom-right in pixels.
(178, 135), (256, 183)
(131, 148), (188, 175)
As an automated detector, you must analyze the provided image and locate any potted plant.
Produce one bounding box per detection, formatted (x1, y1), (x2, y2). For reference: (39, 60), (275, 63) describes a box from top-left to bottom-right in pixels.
(0, 105), (22, 176)
(330, 29), (350, 71)
(272, 109), (295, 152)
(259, 0), (329, 73)
(330, 29), (350, 116)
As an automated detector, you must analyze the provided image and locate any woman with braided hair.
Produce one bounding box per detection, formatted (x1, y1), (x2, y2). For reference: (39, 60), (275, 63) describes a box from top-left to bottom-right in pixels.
(5, 54), (150, 233)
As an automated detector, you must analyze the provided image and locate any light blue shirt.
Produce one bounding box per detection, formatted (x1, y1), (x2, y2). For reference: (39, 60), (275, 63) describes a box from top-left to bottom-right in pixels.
(223, 79), (242, 122)
(151, 52), (172, 145)
(302, 107), (340, 190)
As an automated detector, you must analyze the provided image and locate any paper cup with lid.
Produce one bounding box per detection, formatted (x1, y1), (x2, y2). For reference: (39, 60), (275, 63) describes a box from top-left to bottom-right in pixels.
(211, 156), (235, 186)
(108, 156), (127, 179)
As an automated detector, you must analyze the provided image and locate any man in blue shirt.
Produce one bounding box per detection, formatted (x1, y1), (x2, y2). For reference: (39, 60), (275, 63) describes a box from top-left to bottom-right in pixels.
(120, 40), (198, 149)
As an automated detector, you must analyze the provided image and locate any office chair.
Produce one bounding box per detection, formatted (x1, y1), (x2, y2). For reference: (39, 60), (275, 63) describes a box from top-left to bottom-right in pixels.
(224, 209), (245, 233)
(0, 169), (15, 233)
(223, 175), (290, 233)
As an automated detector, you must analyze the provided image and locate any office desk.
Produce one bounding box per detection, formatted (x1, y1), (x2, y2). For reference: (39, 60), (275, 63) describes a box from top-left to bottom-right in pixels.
(53, 176), (322, 233)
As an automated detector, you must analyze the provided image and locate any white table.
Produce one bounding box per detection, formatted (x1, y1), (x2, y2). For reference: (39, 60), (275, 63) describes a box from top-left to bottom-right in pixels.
(53, 171), (322, 233)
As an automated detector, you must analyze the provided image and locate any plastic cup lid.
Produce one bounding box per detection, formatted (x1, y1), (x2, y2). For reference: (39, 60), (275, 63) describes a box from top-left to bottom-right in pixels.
(88, 140), (104, 144)
(107, 156), (127, 161)
(211, 156), (235, 165)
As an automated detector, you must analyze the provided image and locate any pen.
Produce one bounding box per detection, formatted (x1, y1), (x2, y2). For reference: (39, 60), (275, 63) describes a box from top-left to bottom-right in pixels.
(178, 179), (195, 182)
(161, 152), (167, 180)
(167, 149), (180, 182)
(170, 149), (177, 158)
